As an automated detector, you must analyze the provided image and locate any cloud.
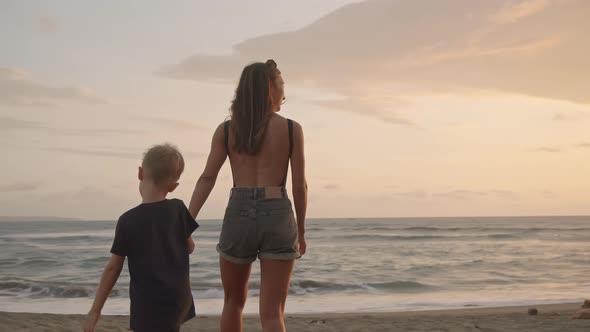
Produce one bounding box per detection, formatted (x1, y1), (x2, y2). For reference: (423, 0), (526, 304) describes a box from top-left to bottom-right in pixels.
(553, 112), (571, 121)
(484, 189), (521, 199)
(391, 189), (520, 200)
(134, 116), (206, 131)
(396, 37), (559, 68)
(553, 112), (588, 122)
(530, 146), (564, 152)
(46, 147), (205, 160)
(0, 181), (43, 193)
(0, 66), (108, 107)
(536, 190), (558, 198)
(31, 186), (136, 220)
(431, 190), (489, 200)
(0, 116), (44, 130)
(489, 0), (551, 25)
(391, 191), (429, 199)
(38, 17), (58, 33)
(158, 0), (588, 125)
(59, 128), (143, 136)
(313, 96), (416, 126)
(179, 151), (206, 159)
(46, 147), (141, 160)
(0, 116), (142, 137)
(526, 146), (563, 152)
(156, 54), (243, 83)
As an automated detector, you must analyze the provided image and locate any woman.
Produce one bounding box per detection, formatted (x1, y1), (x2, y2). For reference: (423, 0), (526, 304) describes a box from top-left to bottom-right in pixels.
(188, 59), (307, 332)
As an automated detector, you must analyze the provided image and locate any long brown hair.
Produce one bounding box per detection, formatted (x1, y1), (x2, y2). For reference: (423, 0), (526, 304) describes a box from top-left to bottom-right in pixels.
(229, 59), (281, 154)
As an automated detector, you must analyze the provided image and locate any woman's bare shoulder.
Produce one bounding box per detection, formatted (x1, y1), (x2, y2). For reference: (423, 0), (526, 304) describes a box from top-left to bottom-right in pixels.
(270, 113), (302, 129)
(211, 121), (226, 141)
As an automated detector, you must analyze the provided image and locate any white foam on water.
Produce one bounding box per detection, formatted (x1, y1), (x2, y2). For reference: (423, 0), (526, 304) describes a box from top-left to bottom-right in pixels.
(0, 291), (585, 316)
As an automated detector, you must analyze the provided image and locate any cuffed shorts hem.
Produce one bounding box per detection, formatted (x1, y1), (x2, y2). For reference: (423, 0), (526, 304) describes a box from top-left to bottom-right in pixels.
(258, 252), (301, 260)
(217, 244), (256, 264)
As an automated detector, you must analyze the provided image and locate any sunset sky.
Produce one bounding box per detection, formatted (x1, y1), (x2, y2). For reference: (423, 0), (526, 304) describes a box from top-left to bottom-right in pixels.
(1, 0), (589, 220)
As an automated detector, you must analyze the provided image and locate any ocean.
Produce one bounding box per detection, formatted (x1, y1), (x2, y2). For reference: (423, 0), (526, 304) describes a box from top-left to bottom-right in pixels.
(0, 216), (588, 315)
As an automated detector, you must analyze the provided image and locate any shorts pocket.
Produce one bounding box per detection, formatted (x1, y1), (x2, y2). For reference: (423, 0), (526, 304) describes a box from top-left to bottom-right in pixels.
(269, 208), (292, 216)
(259, 198), (292, 216)
(224, 207), (247, 217)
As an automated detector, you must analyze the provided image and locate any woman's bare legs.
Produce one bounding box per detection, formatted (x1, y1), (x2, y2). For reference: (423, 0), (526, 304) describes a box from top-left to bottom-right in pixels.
(259, 259), (295, 332)
(220, 257), (252, 332)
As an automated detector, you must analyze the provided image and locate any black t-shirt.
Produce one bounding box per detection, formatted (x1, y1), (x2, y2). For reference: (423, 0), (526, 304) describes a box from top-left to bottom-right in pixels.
(111, 198), (199, 332)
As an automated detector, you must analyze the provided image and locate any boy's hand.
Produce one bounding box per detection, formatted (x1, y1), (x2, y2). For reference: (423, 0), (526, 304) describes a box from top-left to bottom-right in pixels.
(188, 237), (195, 254)
(83, 311), (100, 332)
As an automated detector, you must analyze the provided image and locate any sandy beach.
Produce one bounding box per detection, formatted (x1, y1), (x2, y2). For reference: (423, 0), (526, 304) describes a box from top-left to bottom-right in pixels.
(1, 303), (588, 332)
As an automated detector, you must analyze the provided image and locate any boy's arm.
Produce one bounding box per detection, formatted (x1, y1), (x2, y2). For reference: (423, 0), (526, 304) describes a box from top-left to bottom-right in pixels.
(84, 254), (125, 331)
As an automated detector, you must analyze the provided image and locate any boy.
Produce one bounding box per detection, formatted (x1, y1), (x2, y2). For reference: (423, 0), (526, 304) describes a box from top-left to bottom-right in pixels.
(84, 143), (198, 332)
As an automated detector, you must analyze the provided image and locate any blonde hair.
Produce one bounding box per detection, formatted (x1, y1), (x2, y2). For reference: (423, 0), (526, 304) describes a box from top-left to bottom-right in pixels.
(142, 143), (185, 186)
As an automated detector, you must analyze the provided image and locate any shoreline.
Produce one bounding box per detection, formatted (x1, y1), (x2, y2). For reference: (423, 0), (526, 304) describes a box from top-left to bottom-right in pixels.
(1, 302), (588, 331)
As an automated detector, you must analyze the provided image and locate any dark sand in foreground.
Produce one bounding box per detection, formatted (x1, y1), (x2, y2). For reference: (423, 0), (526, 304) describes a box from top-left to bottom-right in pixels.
(1, 303), (589, 331)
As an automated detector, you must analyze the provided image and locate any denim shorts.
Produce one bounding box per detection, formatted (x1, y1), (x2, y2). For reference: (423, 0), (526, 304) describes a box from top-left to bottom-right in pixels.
(216, 187), (300, 264)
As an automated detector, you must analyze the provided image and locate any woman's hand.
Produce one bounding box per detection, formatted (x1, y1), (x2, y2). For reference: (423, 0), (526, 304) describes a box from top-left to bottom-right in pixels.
(298, 234), (307, 256)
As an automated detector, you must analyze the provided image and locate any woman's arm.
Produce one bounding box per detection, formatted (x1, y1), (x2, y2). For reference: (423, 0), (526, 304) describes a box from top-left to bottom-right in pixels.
(290, 121), (308, 255)
(188, 123), (227, 219)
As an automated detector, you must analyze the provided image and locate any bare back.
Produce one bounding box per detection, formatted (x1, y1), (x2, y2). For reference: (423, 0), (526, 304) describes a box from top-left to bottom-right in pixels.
(227, 113), (291, 187)
(189, 110), (306, 232)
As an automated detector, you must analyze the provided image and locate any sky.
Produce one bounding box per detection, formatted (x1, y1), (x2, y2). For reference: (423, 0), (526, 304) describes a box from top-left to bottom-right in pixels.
(1, 0), (589, 220)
